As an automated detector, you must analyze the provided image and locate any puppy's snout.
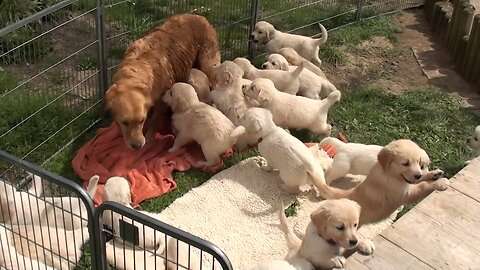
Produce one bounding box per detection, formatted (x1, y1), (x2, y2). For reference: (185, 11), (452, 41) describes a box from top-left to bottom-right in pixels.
(414, 174), (422, 180)
(130, 142), (144, 150)
(349, 239), (358, 246)
(250, 34), (255, 39)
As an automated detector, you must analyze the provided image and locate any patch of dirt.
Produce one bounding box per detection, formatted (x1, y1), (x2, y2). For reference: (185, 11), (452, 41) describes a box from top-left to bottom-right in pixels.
(321, 8), (480, 115)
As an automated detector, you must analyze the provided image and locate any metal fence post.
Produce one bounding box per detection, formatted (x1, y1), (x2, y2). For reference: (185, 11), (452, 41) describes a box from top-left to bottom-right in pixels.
(356, 0), (365, 21)
(248, 0), (260, 59)
(96, 0), (108, 97)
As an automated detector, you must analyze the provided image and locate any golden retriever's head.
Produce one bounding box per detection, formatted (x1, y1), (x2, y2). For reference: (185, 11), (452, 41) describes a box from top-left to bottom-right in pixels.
(241, 107), (276, 138)
(103, 176), (131, 206)
(377, 139), (430, 184)
(250, 21), (276, 44)
(105, 83), (152, 149)
(213, 61), (245, 87)
(261, 54), (290, 71)
(279, 47), (302, 66)
(163, 82), (199, 113)
(242, 78), (274, 106)
(468, 125), (480, 150)
(310, 198), (361, 249)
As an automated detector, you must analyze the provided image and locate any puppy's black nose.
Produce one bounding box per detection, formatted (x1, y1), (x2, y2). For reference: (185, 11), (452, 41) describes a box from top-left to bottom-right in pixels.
(131, 143), (143, 149)
(414, 174), (422, 180)
(250, 34), (255, 39)
(349, 239), (358, 246)
(261, 63), (267, 69)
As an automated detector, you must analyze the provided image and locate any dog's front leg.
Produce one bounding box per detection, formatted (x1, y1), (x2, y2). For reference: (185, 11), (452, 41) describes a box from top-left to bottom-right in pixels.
(168, 134), (191, 153)
(418, 169), (444, 183)
(328, 256), (347, 269)
(403, 178), (450, 205)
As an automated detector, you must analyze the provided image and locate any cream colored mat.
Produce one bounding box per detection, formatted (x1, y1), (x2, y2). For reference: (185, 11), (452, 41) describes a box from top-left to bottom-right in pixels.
(158, 147), (399, 270)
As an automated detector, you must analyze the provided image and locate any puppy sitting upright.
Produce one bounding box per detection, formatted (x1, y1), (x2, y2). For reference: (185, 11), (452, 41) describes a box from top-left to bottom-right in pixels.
(241, 107), (326, 193)
(243, 78), (340, 135)
(163, 83), (245, 166)
(250, 21), (328, 67)
(280, 199), (374, 269)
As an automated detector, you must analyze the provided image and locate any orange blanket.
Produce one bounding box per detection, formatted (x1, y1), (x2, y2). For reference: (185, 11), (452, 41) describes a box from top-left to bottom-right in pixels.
(72, 122), (233, 207)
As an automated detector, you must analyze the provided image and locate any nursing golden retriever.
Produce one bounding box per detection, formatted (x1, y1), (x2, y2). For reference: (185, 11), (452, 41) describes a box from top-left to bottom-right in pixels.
(315, 139), (449, 227)
(105, 14), (220, 149)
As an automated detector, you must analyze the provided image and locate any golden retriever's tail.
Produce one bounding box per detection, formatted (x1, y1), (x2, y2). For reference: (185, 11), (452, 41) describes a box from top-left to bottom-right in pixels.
(291, 61), (305, 79)
(316, 23), (328, 46)
(314, 181), (350, 200)
(278, 203), (302, 251)
(320, 137), (346, 150)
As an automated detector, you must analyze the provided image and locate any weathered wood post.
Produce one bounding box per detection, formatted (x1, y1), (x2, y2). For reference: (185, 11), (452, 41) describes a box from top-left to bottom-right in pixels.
(432, 2), (443, 32)
(442, 13), (452, 44)
(462, 15), (480, 77)
(436, 7), (448, 37)
(447, 0), (467, 52)
(453, 5), (475, 62)
(468, 17), (480, 82)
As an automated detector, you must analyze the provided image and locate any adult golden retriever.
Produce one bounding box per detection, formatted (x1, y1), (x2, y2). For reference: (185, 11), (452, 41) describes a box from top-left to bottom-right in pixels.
(105, 14), (220, 149)
(315, 139), (450, 227)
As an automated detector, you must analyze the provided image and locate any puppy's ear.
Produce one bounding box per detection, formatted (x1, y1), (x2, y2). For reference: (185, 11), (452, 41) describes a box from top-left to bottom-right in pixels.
(310, 206), (330, 235)
(252, 119), (262, 133)
(258, 87), (271, 103)
(377, 147), (395, 171)
(266, 26), (275, 40)
(224, 70), (233, 84)
(280, 61), (289, 71)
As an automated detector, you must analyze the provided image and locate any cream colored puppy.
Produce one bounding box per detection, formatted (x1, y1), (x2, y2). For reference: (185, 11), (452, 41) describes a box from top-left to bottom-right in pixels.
(188, 68), (213, 104)
(100, 176), (165, 250)
(262, 53), (336, 99)
(241, 107), (326, 193)
(467, 125), (480, 164)
(278, 199), (374, 269)
(315, 139), (449, 227)
(278, 47), (327, 78)
(163, 82), (246, 166)
(0, 225), (55, 270)
(250, 21), (328, 67)
(12, 225), (89, 270)
(210, 61), (257, 150)
(242, 78), (340, 135)
(233, 57), (303, 95)
(106, 237), (200, 270)
(320, 137), (383, 184)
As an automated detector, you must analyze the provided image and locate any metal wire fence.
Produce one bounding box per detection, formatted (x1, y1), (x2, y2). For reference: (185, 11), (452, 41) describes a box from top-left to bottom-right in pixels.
(0, 0), (424, 269)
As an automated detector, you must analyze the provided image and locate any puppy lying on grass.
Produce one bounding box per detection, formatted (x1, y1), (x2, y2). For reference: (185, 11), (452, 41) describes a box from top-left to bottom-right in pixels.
(163, 82), (245, 167)
(210, 61), (257, 150)
(242, 78), (340, 136)
(250, 21), (328, 67)
(233, 57), (304, 95)
(241, 107), (326, 194)
(262, 53), (336, 99)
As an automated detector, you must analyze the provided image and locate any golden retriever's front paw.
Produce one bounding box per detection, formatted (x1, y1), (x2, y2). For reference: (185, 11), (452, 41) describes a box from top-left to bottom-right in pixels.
(330, 256), (346, 269)
(430, 169), (444, 181)
(433, 178), (450, 191)
(357, 239), (375, 256)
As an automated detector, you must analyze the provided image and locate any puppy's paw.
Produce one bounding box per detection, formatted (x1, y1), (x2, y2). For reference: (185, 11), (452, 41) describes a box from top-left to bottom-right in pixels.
(433, 178), (450, 191)
(430, 169), (444, 181)
(357, 239), (375, 256)
(330, 256), (346, 269)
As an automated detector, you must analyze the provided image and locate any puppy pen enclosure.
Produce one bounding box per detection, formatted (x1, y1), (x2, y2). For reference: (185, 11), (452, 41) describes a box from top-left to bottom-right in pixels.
(0, 0), (424, 268)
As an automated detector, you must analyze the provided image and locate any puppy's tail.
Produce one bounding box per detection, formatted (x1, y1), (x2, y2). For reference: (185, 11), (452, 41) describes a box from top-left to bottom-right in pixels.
(86, 175), (100, 198)
(320, 136), (346, 150)
(314, 181), (350, 200)
(278, 203), (302, 251)
(230, 125), (246, 140)
(315, 23), (328, 46)
(290, 61), (305, 79)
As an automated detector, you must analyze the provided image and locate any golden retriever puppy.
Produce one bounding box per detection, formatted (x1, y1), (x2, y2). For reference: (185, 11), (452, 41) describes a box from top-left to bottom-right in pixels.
(254, 199), (373, 270)
(466, 125), (480, 164)
(242, 78), (340, 135)
(188, 68), (213, 105)
(262, 53), (336, 99)
(315, 139), (449, 226)
(105, 14), (220, 149)
(105, 237), (200, 270)
(241, 107), (326, 193)
(11, 225), (89, 270)
(163, 83), (246, 166)
(233, 57), (303, 95)
(210, 61), (257, 150)
(278, 47), (327, 78)
(320, 137), (383, 184)
(0, 225), (55, 270)
(250, 21), (327, 67)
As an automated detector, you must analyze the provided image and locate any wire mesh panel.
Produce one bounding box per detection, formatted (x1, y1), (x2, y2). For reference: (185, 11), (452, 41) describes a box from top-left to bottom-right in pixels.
(0, 150), (97, 270)
(96, 202), (233, 270)
(0, 0), (103, 169)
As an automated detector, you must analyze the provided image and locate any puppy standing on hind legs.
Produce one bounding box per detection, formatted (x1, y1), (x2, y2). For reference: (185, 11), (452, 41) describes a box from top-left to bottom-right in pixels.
(466, 125), (480, 164)
(163, 82), (246, 167)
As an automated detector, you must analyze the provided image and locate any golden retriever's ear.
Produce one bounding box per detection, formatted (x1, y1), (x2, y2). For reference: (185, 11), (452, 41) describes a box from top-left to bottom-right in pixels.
(310, 206), (330, 235)
(257, 87), (271, 103)
(252, 119), (262, 133)
(280, 61), (289, 71)
(378, 147), (395, 171)
(104, 84), (118, 112)
(224, 70), (233, 84)
(266, 26), (275, 40)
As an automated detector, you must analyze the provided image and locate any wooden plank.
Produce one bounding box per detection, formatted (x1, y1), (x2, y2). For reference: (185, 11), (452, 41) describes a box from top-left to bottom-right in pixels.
(346, 236), (433, 270)
(449, 157), (480, 201)
(381, 208), (480, 269)
(415, 188), (480, 252)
